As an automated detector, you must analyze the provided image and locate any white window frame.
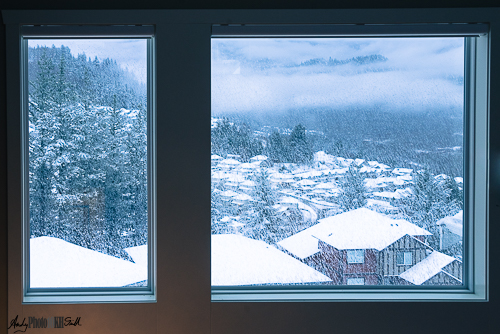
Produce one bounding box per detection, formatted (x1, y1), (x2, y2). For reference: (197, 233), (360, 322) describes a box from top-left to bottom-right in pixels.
(3, 7), (494, 334)
(18, 25), (157, 304)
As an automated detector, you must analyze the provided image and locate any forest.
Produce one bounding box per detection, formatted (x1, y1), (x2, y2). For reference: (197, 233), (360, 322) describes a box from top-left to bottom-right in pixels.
(28, 45), (148, 260)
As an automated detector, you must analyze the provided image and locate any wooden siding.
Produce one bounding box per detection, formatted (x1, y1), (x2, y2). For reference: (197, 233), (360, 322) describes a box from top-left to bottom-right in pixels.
(318, 241), (381, 285)
(380, 234), (429, 276)
(422, 271), (462, 285)
(443, 259), (463, 281)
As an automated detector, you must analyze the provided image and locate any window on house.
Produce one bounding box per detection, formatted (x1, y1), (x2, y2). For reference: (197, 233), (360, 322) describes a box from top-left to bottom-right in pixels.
(397, 251), (413, 266)
(347, 250), (365, 264)
(21, 25), (156, 303)
(347, 277), (365, 285)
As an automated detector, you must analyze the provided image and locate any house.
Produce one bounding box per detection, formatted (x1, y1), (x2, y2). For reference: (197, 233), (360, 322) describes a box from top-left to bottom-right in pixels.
(436, 211), (463, 257)
(278, 208), (462, 285)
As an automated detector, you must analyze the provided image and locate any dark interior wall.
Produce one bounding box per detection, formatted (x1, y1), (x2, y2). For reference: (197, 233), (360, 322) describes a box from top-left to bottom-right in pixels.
(1, 1), (498, 334)
(1, 0), (500, 9)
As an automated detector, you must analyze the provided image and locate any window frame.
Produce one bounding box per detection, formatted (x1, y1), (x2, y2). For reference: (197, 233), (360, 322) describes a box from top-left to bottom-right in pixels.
(397, 252), (413, 266)
(210, 23), (489, 302)
(19, 26), (157, 304)
(3, 7), (495, 334)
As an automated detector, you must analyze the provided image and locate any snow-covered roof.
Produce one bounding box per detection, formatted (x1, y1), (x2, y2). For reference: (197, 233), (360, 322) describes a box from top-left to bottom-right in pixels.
(314, 182), (337, 190)
(250, 155), (268, 161)
(373, 188), (412, 200)
(399, 251), (459, 285)
(294, 171), (323, 179)
(366, 199), (396, 210)
(314, 208), (431, 251)
(436, 211), (463, 237)
(211, 234), (331, 286)
(313, 151), (336, 165)
(124, 245), (148, 268)
(219, 190), (240, 197)
(392, 168), (413, 175)
(30, 236), (147, 288)
(218, 158), (241, 166)
(279, 209), (431, 259)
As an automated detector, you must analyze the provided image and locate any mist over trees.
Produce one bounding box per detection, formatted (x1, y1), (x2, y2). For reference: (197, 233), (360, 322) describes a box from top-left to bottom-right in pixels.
(29, 45), (147, 259)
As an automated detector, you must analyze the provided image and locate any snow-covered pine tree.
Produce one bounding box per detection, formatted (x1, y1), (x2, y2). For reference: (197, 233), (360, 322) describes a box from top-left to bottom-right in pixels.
(338, 166), (367, 212)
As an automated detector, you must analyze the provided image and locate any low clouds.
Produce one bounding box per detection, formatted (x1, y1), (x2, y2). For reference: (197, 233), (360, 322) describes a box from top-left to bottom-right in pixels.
(212, 38), (464, 114)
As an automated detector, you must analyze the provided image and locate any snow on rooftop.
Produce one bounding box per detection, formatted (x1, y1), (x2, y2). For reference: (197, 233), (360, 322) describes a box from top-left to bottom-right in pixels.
(392, 168), (413, 175)
(399, 251), (459, 285)
(373, 188), (412, 200)
(212, 234), (331, 286)
(436, 211), (463, 237)
(366, 199), (396, 209)
(124, 244), (148, 268)
(220, 190), (240, 197)
(313, 151), (336, 165)
(314, 182), (337, 190)
(30, 236), (147, 288)
(250, 155), (268, 161)
(314, 208), (431, 251)
(218, 158), (241, 166)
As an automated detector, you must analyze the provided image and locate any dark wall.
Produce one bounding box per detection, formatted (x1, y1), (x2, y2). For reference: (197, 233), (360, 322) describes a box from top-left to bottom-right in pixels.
(1, 1), (498, 334)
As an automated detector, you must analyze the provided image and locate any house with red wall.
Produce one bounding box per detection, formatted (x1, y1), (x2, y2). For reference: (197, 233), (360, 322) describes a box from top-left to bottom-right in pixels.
(278, 208), (462, 285)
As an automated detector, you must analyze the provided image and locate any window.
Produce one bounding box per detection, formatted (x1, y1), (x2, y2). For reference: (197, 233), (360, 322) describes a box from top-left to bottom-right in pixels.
(211, 23), (488, 301)
(397, 252), (413, 266)
(347, 277), (365, 285)
(347, 250), (365, 264)
(21, 25), (156, 303)
(4, 9), (492, 333)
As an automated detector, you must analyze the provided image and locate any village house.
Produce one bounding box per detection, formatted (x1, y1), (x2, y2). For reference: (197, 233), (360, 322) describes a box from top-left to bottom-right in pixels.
(278, 208), (462, 285)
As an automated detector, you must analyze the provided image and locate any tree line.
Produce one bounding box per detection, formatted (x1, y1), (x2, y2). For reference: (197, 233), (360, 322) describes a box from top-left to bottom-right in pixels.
(29, 45), (147, 259)
(211, 118), (313, 164)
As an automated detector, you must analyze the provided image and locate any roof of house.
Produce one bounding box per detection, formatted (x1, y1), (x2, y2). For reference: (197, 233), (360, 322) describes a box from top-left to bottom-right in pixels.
(278, 208), (431, 259)
(211, 234), (331, 286)
(30, 236), (147, 288)
(313, 208), (431, 251)
(436, 210), (463, 237)
(399, 251), (460, 285)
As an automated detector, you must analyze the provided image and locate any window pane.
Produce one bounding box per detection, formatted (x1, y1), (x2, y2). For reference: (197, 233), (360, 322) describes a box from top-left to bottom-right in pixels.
(347, 278), (365, 285)
(28, 39), (148, 288)
(347, 250), (364, 264)
(211, 37), (464, 286)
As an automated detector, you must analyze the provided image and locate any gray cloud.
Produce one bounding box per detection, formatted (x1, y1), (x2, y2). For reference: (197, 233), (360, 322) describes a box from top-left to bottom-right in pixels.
(212, 37), (464, 114)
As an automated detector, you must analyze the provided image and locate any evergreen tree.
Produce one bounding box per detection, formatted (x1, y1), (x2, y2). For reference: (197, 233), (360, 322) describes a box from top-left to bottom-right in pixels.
(289, 124), (313, 163)
(245, 170), (284, 244)
(267, 130), (287, 163)
(399, 170), (449, 249)
(339, 167), (367, 211)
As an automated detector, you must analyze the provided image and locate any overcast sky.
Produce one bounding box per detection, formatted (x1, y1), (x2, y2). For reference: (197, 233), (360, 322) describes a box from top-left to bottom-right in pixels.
(211, 37), (464, 114)
(28, 39), (147, 84)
